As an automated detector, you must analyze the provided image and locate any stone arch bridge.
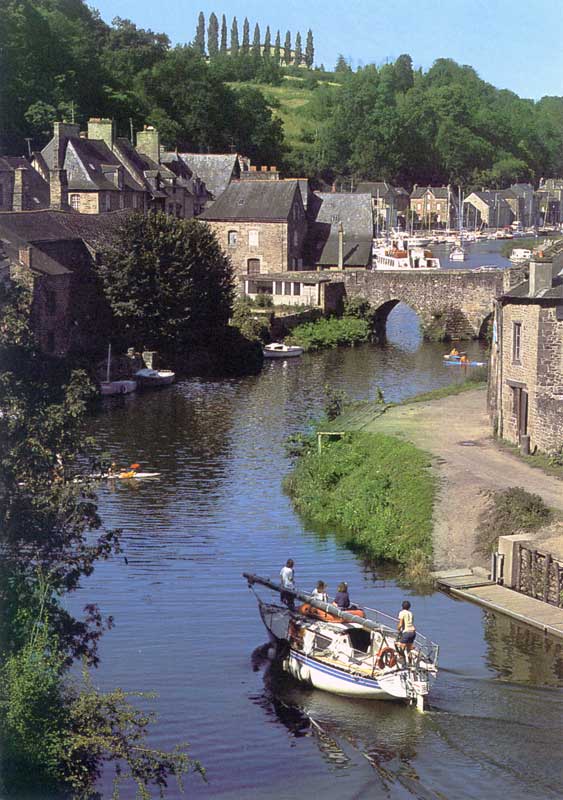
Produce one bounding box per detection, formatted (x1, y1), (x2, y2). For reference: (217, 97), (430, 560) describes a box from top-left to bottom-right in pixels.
(328, 268), (518, 341)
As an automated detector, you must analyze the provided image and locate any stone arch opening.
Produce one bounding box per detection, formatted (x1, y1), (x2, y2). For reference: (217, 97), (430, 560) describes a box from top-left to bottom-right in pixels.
(373, 299), (424, 345)
(478, 312), (494, 342)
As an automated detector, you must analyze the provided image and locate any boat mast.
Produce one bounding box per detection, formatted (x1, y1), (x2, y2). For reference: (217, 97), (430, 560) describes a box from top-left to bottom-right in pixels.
(106, 343), (111, 383)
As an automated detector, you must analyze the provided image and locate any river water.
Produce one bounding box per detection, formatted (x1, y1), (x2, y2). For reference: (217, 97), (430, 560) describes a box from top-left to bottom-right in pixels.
(67, 248), (563, 800)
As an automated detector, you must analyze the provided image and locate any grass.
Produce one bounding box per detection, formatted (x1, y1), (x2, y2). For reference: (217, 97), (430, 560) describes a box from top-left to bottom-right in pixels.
(284, 432), (435, 566)
(476, 487), (552, 555)
(496, 439), (563, 480)
(401, 370), (487, 406)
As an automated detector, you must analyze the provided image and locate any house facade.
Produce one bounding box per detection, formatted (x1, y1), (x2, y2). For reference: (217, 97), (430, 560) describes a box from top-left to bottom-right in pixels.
(410, 185), (456, 228)
(463, 191), (514, 229)
(199, 180), (307, 276)
(306, 192), (373, 269)
(354, 181), (406, 232)
(488, 254), (563, 454)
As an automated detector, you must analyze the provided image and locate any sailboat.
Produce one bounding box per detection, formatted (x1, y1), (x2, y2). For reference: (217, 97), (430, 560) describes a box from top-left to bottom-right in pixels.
(100, 344), (137, 396)
(449, 186), (467, 261)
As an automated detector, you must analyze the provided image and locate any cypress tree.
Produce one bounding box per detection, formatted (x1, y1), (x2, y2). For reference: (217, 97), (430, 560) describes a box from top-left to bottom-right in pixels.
(207, 12), (219, 58)
(252, 23), (261, 58)
(283, 30), (291, 65)
(263, 25), (271, 58)
(231, 17), (239, 55)
(195, 11), (205, 55)
(294, 31), (302, 66)
(274, 30), (281, 64)
(242, 17), (250, 54)
(220, 14), (228, 53)
(305, 29), (314, 68)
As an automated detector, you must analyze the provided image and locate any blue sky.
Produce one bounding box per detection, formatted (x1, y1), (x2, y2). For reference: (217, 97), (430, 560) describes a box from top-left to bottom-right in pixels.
(93, 0), (563, 99)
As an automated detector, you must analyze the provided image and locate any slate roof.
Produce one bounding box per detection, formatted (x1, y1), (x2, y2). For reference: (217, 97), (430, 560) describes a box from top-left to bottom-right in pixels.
(354, 181), (397, 200)
(465, 191), (512, 211)
(199, 180), (300, 221)
(306, 192), (374, 267)
(0, 209), (130, 250)
(0, 156), (50, 209)
(178, 153), (239, 200)
(503, 260), (563, 301)
(411, 186), (450, 200)
(42, 137), (144, 193)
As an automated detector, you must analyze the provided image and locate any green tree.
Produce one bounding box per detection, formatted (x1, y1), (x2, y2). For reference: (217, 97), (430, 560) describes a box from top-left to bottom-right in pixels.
(335, 54), (352, 73)
(305, 29), (314, 68)
(207, 12), (219, 58)
(284, 30), (291, 64)
(274, 30), (281, 63)
(242, 17), (250, 54)
(230, 16), (239, 54)
(98, 213), (234, 353)
(220, 13), (228, 53)
(394, 53), (414, 92)
(252, 22), (261, 58)
(263, 25), (271, 58)
(294, 32), (303, 67)
(195, 11), (205, 54)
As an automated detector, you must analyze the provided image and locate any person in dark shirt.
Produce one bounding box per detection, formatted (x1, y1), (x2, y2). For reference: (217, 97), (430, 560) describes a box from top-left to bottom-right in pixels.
(334, 582), (350, 609)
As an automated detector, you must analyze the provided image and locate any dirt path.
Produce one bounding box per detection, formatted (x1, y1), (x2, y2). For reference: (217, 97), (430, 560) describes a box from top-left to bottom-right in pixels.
(363, 388), (563, 569)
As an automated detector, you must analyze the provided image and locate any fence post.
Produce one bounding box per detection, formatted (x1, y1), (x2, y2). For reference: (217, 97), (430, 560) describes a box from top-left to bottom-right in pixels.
(543, 552), (552, 603)
(558, 565), (563, 608)
(531, 550), (537, 598)
(515, 543), (522, 592)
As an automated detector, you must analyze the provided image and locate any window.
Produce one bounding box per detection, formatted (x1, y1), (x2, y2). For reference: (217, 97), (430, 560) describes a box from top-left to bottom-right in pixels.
(228, 230), (237, 246)
(247, 258), (260, 274)
(274, 281), (283, 295)
(70, 194), (80, 210)
(293, 282), (301, 296)
(512, 322), (522, 363)
(248, 229), (259, 247)
(293, 230), (299, 247)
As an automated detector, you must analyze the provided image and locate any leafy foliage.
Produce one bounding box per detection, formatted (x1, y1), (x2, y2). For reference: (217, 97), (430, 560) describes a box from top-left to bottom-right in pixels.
(476, 487), (551, 555)
(286, 316), (371, 351)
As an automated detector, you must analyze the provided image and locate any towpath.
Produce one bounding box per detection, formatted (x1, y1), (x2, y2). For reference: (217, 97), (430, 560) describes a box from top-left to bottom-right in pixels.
(359, 388), (563, 569)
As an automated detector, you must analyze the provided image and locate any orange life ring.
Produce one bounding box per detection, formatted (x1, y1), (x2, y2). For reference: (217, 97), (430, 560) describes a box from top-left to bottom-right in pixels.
(377, 647), (397, 669)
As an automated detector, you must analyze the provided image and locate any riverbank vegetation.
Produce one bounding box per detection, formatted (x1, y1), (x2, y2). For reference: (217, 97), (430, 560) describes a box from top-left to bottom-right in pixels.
(0, 284), (203, 797)
(284, 432), (435, 568)
(401, 367), (488, 405)
(287, 316), (371, 351)
(476, 487), (552, 555)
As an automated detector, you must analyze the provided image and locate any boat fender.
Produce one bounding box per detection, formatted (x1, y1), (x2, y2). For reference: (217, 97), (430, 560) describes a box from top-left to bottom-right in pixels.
(377, 647), (397, 669)
(120, 383), (128, 394)
(299, 663), (311, 682)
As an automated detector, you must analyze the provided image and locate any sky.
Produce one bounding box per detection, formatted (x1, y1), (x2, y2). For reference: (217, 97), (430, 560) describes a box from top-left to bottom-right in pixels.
(91, 0), (563, 100)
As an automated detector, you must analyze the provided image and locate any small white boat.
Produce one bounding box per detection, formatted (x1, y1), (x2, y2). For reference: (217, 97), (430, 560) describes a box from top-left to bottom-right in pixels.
(100, 380), (137, 396)
(263, 343), (304, 359)
(449, 245), (466, 261)
(244, 573), (438, 709)
(510, 248), (533, 262)
(374, 244), (440, 270)
(135, 368), (176, 387)
(75, 471), (161, 483)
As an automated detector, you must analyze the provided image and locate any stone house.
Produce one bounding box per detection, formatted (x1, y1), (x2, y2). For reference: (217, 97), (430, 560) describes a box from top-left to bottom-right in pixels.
(199, 180), (307, 276)
(509, 183), (536, 227)
(354, 181), (406, 231)
(306, 192), (373, 269)
(410, 185), (456, 228)
(177, 153), (241, 209)
(536, 178), (563, 226)
(488, 254), (563, 454)
(463, 191), (514, 229)
(241, 272), (344, 312)
(0, 156), (50, 212)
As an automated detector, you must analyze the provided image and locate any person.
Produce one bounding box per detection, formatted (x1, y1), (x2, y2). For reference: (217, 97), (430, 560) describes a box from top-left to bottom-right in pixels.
(397, 600), (416, 659)
(311, 580), (328, 603)
(334, 582), (350, 610)
(449, 347), (459, 357)
(279, 559), (295, 609)
(460, 354), (469, 364)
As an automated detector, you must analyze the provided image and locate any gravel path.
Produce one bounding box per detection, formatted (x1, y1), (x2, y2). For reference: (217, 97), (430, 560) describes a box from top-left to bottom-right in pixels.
(364, 388), (563, 569)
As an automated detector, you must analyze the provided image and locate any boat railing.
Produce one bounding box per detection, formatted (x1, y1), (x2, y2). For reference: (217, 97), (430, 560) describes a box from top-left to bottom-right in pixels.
(363, 606), (439, 668)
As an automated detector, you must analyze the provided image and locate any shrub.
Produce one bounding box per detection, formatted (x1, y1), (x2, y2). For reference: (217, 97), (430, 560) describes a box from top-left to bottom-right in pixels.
(286, 316), (371, 351)
(476, 487), (552, 555)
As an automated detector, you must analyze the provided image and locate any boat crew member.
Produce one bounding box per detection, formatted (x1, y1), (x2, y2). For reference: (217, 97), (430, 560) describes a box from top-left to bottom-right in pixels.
(449, 347), (459, 357)
(397, 600), (416, 655)
(311, 581), (328, 603)
(280, 559), (295, 609)
(334, 582), (351, 609)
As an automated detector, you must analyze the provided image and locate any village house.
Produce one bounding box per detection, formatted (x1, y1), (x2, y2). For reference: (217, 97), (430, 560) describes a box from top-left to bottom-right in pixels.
(240, 271), (344, 313)
(410, 185), (456, 229)
(535, 178), (563, 226)
(199, 180), (307, 276)
(463, 191), (514, 229)
(306, 192), (374, 269)
(509, 183), (536, 228)
(177, 153), (241, 209)
(354, 181), (408, 232)
(488, 251), (563, 454)
(0, 156), (50, 212)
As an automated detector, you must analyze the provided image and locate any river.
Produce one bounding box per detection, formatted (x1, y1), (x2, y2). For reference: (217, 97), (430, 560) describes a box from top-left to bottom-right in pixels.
(67, 248), (563, 800)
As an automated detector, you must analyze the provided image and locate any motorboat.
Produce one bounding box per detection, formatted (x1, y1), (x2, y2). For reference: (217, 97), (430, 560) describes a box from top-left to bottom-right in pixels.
(509, 248), (533, 263)
(374, 244), (440, 270)
(449, 244), (466, 262)
(100, 380), (137, 396)
(135, 367), (176, 387)
(243, 573), (439, 710)
(263, 343), (304, 359)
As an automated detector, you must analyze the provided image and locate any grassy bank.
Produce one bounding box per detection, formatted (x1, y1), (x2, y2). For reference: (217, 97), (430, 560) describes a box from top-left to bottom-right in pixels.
(284, 432), (435, 566)
(286, 316), (371, 351)
(401, 368), (488, 405)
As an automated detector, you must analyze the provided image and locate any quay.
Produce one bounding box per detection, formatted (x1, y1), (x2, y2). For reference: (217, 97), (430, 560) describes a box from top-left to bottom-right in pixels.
(434, 569), (563, 639)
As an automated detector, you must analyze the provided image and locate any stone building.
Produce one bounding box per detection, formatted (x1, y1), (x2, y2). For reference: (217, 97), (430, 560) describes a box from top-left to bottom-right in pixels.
(488, 253), (563, 454)
(410, 185), (456, 228)
(177, 153), (241, 208)
(306, 192), (373, 269)
(536, 178), (563, 226)
(463, 191), (514, 229)
(199, 180), (307, 275)
(0, 156), (50, 212)
(354, 181), (408, 231)
(509, 183), (536, 227)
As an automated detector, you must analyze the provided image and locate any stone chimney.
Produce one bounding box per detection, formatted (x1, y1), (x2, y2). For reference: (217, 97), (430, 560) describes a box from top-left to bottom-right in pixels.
(88, 117), (115, 150)
(529, 259), (553, 296)
(49, 166), (68, 210)
(52, 121), (79, 168)
(338, 222), (344, 269)
(136, 126), (160, 164)
(12, 167), (25, 211)
(19, 245), (32, 268)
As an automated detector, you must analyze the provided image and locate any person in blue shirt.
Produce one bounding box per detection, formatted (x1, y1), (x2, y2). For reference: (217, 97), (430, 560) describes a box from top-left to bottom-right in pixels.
(334, 582), (350, 609)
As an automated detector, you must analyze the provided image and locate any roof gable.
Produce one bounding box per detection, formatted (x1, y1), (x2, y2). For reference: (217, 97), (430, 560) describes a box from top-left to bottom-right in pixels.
(200, 180), (300, 221)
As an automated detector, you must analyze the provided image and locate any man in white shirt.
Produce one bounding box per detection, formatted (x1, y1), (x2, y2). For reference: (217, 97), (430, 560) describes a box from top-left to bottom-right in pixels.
(280, 559), (295, 609)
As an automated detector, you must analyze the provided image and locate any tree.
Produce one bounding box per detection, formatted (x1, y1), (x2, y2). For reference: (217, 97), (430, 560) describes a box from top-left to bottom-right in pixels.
(242, 17), (250, 54)
(207, 12), (219, 58)
(195, 11), (205, 54)
(294, 31), (302, 66)
(98, 213), (234, 353)
(394, 53), (414, 92)
(284, 30), (291, 65)
(220, 14), (228, 53)
(335, 54), (352, 73)
(305, 29), (314, 68)
(230, 16), (239, 55)
(263, 25), (271, 58)
(274, 30), (281, 63)
(252, 22), (261, 58)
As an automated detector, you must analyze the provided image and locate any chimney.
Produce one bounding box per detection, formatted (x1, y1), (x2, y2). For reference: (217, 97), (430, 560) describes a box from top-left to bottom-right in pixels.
(338, 221), (344, 269)
(87, 118), (115, 150)
(52, 121), (80, 168)
(19, 245), (32, 268)
(136, 126), (160, 164)
(529, 259), (553, 296)
(12, 167), (25, 211)
(49, 167), (68, 210)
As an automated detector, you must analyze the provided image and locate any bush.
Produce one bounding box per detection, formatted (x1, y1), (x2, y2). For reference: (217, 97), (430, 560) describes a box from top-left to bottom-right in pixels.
(287, 316), (371, 351)
(476, 487), (552, 555)
(254, 292), (274, 308)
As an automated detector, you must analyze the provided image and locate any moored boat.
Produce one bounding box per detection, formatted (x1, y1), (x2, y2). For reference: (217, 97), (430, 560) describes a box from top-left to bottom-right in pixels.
(100, 379), (137, 396)
(509, 248), (533, 263)
(135, 367), (176, 387)
(263, 343), (304, 359)
(244, 573), (438, 709)
(449, 244), (466, 261)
